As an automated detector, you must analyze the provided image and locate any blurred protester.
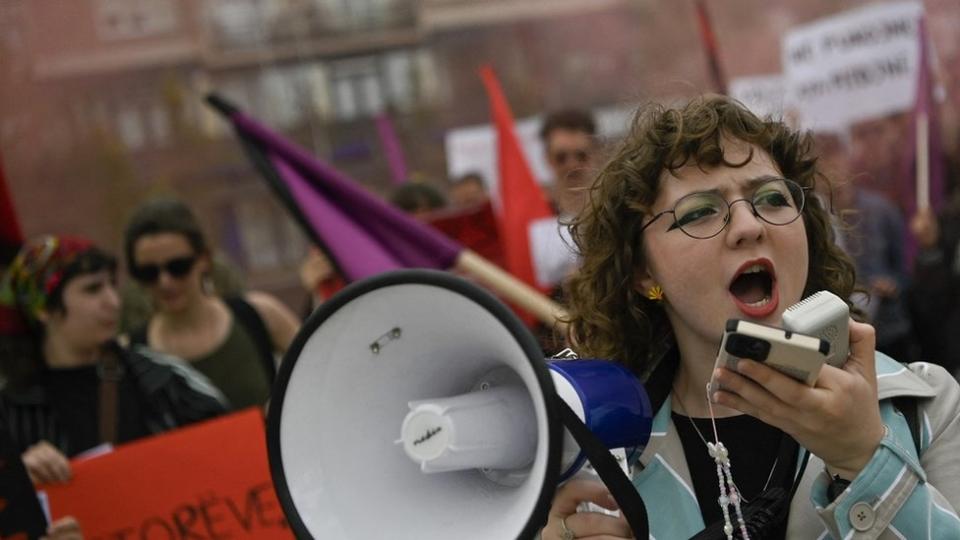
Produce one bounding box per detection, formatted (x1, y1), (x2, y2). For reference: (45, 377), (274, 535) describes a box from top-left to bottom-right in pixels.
(123, 199), (300, 410)
(540, 108), (599, 217)
(819, 136), (916, 361)
(389, 182), (448, 220)
(525, 109), (601, 295)
(909, 168), (960, 375)
(0, 235), (228, 482)
(298, 246), (345, 319)
(448, 172), (489, 209)
(849, 115), (906, 200)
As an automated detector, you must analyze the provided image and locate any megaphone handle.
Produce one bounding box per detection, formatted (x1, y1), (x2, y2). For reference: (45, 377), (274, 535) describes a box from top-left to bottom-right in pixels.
(555, 396), (649, 539)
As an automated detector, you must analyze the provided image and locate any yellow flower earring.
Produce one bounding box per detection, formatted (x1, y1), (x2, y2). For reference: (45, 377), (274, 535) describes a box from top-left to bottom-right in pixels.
(646, 285), (664, 302)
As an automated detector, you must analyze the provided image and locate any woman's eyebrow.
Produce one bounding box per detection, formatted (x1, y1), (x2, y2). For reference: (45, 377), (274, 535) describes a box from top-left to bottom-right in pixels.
(742, 175), (782, 189)
(668, 187), (722, 206)
(664, 175), (782, 207)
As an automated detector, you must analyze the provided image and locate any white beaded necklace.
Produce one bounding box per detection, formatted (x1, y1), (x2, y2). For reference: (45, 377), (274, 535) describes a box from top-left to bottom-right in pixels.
(673, 383), (754, 540)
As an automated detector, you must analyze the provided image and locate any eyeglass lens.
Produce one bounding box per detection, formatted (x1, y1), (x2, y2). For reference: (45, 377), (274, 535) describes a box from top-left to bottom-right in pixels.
(671, 179), (804, 239)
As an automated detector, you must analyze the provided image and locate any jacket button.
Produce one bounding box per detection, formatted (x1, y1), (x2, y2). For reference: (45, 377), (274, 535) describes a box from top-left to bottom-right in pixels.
(849, 501), (876, 531)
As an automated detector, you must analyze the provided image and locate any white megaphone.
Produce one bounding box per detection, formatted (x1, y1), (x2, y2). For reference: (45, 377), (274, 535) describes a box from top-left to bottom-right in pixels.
(266, 270), (653, 539)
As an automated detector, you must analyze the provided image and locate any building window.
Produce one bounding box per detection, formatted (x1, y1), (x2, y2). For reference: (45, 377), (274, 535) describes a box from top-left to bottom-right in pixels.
(149, 103), (171, 146)
(117, 106), (146, 150)
(313, 0), (401, 31)
(205, 0), (267, 49)
(231, 197), (308, 272)
(235, 200), (281, 271)
(328, 49), (418, 121)
(95, 0), (178, 40)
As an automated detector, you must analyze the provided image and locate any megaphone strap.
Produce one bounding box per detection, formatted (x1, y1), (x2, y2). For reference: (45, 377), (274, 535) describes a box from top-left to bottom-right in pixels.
(555, 395), (649, 539)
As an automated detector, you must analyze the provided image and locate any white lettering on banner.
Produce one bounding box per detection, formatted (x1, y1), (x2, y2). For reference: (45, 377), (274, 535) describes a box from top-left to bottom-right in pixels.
(782, 1), (924, 131)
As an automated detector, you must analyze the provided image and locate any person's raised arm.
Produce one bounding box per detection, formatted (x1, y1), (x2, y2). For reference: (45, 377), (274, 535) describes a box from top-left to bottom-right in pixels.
(246, 291), (301, 358)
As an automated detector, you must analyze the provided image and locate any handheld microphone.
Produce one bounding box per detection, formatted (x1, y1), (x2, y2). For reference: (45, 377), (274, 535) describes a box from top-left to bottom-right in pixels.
(782, 290), (850, 367)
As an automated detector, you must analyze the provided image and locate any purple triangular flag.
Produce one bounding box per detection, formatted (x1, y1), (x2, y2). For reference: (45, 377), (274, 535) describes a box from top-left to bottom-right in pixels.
(218, 103), (461, 282)
(375, 113), (409, 186)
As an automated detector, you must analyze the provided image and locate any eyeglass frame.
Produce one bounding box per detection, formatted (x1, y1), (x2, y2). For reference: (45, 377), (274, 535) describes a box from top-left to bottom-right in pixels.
(639, 177), (812, 240)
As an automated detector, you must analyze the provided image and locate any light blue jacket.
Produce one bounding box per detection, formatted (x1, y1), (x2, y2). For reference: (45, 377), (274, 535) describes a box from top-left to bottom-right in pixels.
(631, 353), (960, 539)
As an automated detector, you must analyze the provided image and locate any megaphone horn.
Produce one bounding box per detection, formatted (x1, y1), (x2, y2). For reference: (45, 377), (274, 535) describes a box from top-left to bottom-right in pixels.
(266, 270), (652, 539)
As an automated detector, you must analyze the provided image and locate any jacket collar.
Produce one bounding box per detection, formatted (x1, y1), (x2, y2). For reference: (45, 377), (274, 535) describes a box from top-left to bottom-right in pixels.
(875, 351), (936, 399)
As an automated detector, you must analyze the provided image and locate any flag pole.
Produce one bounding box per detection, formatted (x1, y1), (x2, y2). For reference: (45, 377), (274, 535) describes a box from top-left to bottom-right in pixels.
(916, 111), (930, 211)
(454, 249), (568, 334)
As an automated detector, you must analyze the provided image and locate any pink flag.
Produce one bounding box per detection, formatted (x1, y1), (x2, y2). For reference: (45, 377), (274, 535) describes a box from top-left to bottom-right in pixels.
(375, 113), (409, 185)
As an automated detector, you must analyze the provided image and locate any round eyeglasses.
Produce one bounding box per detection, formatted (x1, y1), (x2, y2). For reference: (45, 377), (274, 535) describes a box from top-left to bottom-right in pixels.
(640, 177), (809, 240)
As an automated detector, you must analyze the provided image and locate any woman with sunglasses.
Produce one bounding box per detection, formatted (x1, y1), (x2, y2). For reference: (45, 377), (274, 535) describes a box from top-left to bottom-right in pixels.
(0, 236), (228, 495)
(542, 96), (960, 539)
(123, 199), (300, 410)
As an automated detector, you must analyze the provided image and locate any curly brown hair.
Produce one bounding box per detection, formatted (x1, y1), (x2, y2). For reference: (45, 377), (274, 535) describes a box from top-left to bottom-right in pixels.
(564, 95), (857, 377)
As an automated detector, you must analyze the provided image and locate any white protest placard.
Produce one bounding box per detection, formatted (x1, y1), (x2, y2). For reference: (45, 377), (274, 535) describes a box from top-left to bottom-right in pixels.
(444, 116), (550, 207)
(444, 103), (635, 205)
(729, 74), (786, 120)
(782, 1), (923, 131)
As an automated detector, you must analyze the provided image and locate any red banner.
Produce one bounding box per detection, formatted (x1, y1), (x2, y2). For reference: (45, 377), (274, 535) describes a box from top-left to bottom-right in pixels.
(428, 200), (504, 268)
(42, 409), (292, 540)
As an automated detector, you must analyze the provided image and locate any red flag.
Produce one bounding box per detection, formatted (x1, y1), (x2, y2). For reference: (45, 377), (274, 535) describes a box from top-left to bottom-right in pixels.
(479, 66), (555, 296)
(0, 150), (26, 336)
(0, 149), (23, 262)
(694, 0), (727, 94)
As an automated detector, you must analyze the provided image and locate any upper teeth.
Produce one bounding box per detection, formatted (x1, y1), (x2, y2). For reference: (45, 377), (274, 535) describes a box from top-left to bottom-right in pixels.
(743, 264), (765, 274)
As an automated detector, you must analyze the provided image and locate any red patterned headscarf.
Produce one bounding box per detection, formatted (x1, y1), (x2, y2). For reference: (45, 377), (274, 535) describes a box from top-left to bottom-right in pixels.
(0, 235), (95, 324)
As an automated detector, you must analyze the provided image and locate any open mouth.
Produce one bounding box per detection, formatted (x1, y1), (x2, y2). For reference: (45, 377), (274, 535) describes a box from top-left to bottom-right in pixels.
(729, 260), (779, 318)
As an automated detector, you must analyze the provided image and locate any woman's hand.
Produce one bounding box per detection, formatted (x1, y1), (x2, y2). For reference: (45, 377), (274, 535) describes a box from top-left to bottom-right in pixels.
(41, 516), (83, 540)
(22, 440), (72, 484)
(712, 320), (885, 479)
(542, 479), (633, 540)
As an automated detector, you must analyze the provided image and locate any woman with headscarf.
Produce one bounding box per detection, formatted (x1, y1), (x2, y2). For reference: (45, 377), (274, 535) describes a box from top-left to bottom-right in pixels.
(0, 235), (228, 487)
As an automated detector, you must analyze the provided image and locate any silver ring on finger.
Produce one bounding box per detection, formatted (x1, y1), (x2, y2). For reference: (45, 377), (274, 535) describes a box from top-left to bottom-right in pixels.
(559, 516), (576, 540)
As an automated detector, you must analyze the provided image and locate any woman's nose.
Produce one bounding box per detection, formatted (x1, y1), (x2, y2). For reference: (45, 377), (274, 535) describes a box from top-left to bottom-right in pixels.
(104, 284), (121, 310)
(724, 199), (765, 247)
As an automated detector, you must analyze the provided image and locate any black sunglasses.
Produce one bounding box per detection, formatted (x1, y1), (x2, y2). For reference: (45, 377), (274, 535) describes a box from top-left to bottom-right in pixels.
(131, 255), (197, 284)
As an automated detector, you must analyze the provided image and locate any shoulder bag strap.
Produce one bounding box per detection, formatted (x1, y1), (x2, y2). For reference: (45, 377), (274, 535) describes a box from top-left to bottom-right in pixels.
(97, 351), (124, 444)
